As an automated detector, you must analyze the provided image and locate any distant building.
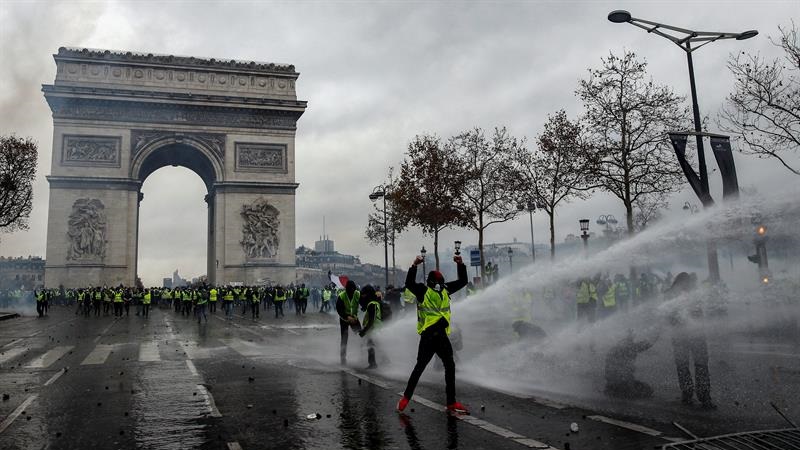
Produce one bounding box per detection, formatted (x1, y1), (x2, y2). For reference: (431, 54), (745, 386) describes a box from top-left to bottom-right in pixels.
(0, 256), (46, 290)
(314, 236), (335, 253)
(162, 278), (173, 289)
(296, 238), (405, 289)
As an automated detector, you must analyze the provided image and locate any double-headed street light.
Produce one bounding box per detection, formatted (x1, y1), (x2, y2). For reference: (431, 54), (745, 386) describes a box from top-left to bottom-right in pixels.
(369, 186), (389, 289)
(517, 200), (545, 263)
(682, 201), (699, 215)
(608, 10), (756, 283)
(596, 214), (618, 238)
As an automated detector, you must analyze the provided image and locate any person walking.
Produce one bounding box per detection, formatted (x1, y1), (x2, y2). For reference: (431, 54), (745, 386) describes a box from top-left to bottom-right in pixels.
(397, 253), (469, 414)
(196, 289), (208, 324)
(358, 285), (382, 370)
(667, 272), (716, 409)
(209, 287), (218, 313)
(142, 289), (152, 318)
(336, 280), (362, 365)
(273, 285), (286, 319)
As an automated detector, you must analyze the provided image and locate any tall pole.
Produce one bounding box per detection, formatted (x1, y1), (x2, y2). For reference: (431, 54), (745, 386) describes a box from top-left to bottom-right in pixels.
(382, 195), (389, 289)
(528, 210), (535, 263)
(686, 44), (721, 282)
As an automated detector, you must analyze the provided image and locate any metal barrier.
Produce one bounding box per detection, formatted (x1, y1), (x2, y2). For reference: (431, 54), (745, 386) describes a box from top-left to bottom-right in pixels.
(662, 428), (800, 450)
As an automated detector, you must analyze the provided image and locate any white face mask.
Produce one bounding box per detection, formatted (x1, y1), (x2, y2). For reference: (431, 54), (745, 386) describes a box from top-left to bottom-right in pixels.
(433, 283), (442, 292)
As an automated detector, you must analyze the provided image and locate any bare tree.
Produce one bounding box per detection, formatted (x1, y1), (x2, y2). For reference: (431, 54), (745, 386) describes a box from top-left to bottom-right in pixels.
(450, 127), (526, 277)
(521, 110), (594, 260)
(577, 51), (688, 234)
(390, 134), (467, 270)
(0, 135), (38, 235)
(719, 22), (800, 175)
(633, 194), (668, 231)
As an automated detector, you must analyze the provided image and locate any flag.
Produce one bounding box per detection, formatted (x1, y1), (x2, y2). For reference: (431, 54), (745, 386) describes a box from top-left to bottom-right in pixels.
(329, 272), (348, 290)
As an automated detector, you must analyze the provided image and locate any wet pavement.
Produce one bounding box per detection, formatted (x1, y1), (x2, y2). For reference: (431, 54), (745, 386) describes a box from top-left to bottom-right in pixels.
(0, 306), (795, 449)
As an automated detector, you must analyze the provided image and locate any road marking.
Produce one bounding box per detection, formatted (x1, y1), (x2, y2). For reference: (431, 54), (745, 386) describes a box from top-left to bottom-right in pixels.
(221, 338), (263, 357)
(25, 346), (74, 368)
(94, 319), (118, 343)
(227, 442), (243, 450)
(139, 341), (161, 362)
(2, 338), (24, 348)
(0, 347), (27, 366)
(409, 394), (560, 449)
(341, 368), (391, 389)
(196, 384), (222, 417)
(587, 415), (681, 441)
(0, 394), (38, 434)
(44, 368), (67, 386)
(186, 360), (199, 376)
(81, 344), (114, 365)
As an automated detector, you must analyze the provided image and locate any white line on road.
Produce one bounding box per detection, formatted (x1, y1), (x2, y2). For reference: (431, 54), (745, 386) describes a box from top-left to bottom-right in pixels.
(138, 341), (161, 362)
(44, 368), (67, 386)
(341, 368), (391, 389)
(186, 360), (199, 377)
(94, 319), (118, 344)
(0, 347), (27, 366)
(81, 344), (114, 365)
(25, 346), (74, 369)
(587, 415), (681, 441)
(227, 442), (243, 450)
(409, 394), (560, 449)
(2, 338), (24, 348)
(196, 384), (222, 418)
(0, 394), (38, 434)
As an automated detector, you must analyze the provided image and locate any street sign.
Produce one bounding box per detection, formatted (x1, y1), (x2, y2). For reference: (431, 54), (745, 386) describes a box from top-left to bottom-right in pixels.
(470, 250), (480, 267)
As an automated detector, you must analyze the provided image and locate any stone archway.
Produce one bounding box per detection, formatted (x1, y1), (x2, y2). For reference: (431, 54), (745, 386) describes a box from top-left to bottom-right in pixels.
(42, 47), (306, 288)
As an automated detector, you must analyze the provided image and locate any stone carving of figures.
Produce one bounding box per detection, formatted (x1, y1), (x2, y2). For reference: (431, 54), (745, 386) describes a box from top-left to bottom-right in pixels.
(66, 198), (107, 260)
(240, 198), (280, 259)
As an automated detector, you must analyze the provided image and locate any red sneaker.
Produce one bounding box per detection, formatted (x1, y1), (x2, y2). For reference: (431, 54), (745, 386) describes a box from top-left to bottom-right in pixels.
(396, 396), (410, 412)
(446, 402), (469, 415)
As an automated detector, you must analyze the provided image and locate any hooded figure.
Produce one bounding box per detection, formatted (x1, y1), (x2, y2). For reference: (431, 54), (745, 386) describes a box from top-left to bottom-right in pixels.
(336, 280), (362, 365)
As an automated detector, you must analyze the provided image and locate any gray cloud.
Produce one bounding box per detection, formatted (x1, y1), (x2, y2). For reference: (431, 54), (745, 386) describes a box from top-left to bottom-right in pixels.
(1, 1), (797, 285)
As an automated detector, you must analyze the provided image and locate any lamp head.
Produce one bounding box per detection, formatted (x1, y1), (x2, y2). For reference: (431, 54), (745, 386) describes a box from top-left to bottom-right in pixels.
(737, 30), (758, 40)
(454, 240), (461, 255)
(579, 219), (590, 232)
(608, 10), (631, 23)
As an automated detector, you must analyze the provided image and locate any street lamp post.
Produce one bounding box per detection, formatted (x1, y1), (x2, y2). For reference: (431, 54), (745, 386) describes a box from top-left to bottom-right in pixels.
(579, 219), (590, 253)
(517, 200), (544, 263)
(369, 186), (389, 289)
(507, 247), (513, 273)
(608, 10), (757, 283)
(420, 246), (427, 280)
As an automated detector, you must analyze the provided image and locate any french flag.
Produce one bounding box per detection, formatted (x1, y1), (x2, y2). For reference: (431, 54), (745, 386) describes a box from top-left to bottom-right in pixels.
(329, 272), (348, 290)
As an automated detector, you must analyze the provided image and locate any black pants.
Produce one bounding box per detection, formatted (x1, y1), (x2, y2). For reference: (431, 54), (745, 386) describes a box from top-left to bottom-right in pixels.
(142, 304), (150, 317)
(403, 327), (456, 404)
(209, 301), (216, 313)
(274, 301), (284, 318)
(301, 298), (307, 314)
(252, 301), (260, 318)
(672, 333), (711, 403)
(577, 301), (596, 323)
(339, 320), (362, 364)
(113, 302), (123, 317)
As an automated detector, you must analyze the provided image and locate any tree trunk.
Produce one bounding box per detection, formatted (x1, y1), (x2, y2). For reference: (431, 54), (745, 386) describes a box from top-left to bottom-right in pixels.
(478, 217), (485, 280)
(625, 201), (634, 235)
(549, 211), (556, 261)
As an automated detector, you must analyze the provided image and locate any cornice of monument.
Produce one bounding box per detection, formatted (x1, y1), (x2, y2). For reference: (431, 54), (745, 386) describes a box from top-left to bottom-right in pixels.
(55, 47), (298, 76)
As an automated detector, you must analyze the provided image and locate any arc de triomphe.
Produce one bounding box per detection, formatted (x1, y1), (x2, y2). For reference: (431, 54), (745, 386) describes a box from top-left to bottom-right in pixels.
(42, 47), (306, 287)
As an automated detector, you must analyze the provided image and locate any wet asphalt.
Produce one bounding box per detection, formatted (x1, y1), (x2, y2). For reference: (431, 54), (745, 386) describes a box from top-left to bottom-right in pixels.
(0, 305), (795, 450)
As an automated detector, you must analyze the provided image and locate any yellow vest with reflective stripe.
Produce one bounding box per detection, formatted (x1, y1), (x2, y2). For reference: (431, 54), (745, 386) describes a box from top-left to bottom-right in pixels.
(339, 291), (360, 317)
(209, 289), (218, 302)
(143, 293), (151, 304)
(114, 291), (123, 303)
(602, 283), (617, 308)
(362, 300), (382, 330)
(576, 282), (597, 304)
(417, 288), (451, 335)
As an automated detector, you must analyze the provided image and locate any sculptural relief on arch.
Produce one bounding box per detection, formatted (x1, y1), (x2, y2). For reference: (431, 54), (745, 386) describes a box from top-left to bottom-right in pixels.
(42, 47), (306, 288)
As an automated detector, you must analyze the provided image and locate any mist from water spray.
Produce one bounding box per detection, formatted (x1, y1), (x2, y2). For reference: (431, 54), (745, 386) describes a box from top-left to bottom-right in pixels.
(369, 189), (800, 418)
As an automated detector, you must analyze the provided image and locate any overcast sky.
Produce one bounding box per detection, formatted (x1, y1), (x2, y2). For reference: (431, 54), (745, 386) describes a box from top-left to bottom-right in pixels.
(1, 0), (798, 285)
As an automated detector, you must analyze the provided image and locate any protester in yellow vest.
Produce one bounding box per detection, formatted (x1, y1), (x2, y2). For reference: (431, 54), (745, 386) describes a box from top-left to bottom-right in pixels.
(336, 281), (361, 365)
(357, 285), (382, 369)
(397, 253), (469, 415)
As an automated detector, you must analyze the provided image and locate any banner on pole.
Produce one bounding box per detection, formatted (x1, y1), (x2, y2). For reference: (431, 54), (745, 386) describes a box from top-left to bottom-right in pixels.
(710, 136), (739, 200)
